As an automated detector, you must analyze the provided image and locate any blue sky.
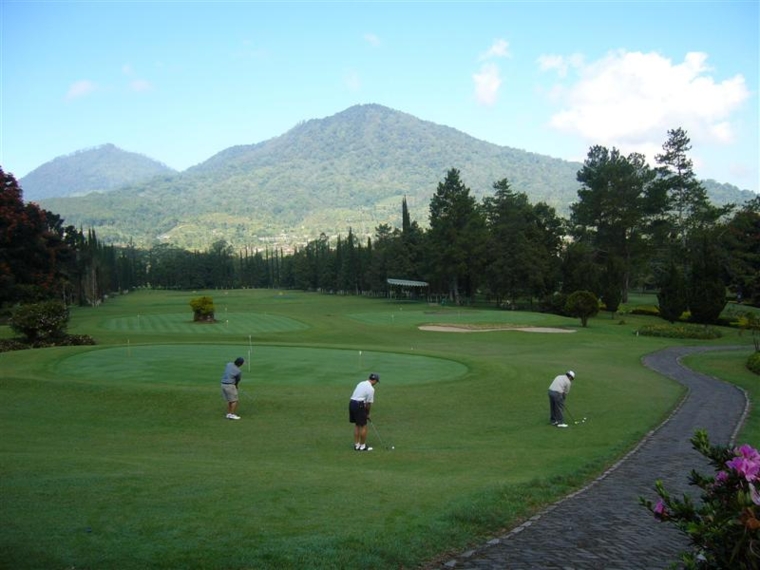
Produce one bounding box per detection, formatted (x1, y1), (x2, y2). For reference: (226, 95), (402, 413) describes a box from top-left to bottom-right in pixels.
(2, 1), (758, 192)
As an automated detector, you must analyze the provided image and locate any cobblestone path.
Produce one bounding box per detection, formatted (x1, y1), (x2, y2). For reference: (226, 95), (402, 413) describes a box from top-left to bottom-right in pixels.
(437, 345), (750, 569)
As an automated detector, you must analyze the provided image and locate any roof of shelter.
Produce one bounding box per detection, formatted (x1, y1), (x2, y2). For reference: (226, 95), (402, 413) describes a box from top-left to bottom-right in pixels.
(387, 278), (429, 287)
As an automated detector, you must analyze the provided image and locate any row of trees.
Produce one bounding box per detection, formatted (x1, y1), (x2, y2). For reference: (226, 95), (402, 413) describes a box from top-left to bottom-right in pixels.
(2, 128), (758, 324)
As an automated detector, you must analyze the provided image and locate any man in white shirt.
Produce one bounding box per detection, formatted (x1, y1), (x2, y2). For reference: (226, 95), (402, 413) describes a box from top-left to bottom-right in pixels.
(349, 373), (380, 451)
(548, 370), (575, 428)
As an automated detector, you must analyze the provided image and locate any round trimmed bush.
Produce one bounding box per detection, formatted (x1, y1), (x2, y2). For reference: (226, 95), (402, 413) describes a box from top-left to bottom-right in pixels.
(746, 352), (760, 375)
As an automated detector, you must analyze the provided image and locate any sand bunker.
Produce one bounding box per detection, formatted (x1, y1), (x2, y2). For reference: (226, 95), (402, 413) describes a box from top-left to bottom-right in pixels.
(419, 325), (575, 333)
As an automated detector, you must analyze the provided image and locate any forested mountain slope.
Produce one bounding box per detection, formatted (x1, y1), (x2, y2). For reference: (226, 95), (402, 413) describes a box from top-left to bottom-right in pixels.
(19, 144), (176, 201)
(32, 104), (754, 250)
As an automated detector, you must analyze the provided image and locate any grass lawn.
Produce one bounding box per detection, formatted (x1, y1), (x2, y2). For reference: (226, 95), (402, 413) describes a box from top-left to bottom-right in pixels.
(683, 349), (760, 444)
(0, 289), (755, 569)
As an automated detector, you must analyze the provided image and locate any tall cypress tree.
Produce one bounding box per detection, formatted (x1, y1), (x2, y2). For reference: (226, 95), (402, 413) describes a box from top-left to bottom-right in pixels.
(657, 260), (687, 323)
(688, 232), (727, 324)
(426, 169), (486, 304)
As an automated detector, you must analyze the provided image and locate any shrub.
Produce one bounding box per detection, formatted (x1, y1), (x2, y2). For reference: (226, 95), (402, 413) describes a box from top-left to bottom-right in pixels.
(636, 324), (722, 340)
(640, 430), (759, 569)
(0, 333), (96, 352)
(10, 301), (69, 343)
(747, 353), (760, 375)
(629, 305), (661, 317)
(689, 281), (728, 325)
(565, 290), (599, 327)
(733, 310), (760, 352)
(0, 339), (28, 353)
(51, 334), (97, 347)
(539, 292), (568, 316)
(190, 296), (216, 322)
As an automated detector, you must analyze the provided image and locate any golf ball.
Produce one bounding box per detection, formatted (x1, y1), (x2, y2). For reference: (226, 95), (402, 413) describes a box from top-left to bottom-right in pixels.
(391, 446), (395, 449)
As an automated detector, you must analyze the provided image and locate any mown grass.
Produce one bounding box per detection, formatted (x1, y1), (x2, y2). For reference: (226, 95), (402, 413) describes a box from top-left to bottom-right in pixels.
(0, 289), (755, 569)
(682, 349), (760, 444)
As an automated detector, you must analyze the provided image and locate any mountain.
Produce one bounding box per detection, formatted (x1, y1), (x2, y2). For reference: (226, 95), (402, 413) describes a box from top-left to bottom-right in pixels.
(33, 104), (755, 251)
(19, 144), (176, 201)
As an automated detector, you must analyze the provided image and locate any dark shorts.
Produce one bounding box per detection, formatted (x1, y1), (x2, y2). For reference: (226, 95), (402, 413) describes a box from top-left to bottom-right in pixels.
(349, 399), (368, 426)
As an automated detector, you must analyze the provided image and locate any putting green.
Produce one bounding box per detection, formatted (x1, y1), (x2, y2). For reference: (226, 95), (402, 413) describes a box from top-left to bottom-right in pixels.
(100, 312), (308, 334)
(54, 344), (468, 387)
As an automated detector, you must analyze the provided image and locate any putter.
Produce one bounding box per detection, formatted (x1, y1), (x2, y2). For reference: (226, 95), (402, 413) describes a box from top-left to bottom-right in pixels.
(369, 419), (394, 450)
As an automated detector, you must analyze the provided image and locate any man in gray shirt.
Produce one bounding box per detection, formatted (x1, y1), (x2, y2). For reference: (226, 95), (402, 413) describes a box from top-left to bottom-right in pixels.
(548, 370), (575, 428)
(221, 357), (245, 420)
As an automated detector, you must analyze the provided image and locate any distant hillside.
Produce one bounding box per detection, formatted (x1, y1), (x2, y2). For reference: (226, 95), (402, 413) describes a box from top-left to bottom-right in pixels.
(34, 104), (755, 251)
(19, 144), (176, 201)
(701, 178), (756, 206)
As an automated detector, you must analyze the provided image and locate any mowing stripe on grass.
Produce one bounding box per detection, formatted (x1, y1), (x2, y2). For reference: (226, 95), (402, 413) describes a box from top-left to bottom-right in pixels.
(101, 312), (309, 334)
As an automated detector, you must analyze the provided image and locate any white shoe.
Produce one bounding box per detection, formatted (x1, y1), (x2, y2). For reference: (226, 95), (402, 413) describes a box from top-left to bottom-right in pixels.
(556, 423), (568, 428)
(227, 414), (241, 420)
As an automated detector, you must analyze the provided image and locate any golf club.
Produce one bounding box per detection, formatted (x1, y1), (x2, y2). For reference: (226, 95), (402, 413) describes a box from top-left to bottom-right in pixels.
(369, 418), (394, 450)
(564, 404), (587, 425)
(239, 387), (255, 403)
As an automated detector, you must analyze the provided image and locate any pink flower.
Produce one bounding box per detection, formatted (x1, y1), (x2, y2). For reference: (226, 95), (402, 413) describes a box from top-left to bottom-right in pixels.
(710, 470), (730, 492)
(653, 499), (668, 519)
(726, 455), (760, 482)
(726, 444), (760, 482)
(736, 444), (760, 462)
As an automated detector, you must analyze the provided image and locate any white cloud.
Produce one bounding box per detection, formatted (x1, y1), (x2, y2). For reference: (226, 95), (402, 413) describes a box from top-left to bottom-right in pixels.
(344, 69), (361, 92)
(473, 63), (501, 106)
(122, 64), (152, 93)
(543, 50), (750, 156)
(472, 39), (510, 105)
(538, 53), (584, 78)
(480, 39), (510, 60)
(364, 33), (380, 47)
(66, 79), (97, 100)
(130, 79), (152, 92)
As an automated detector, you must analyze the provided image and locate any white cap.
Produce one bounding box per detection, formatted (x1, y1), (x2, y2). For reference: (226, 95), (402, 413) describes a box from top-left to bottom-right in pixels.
(567, 370), (575, 379)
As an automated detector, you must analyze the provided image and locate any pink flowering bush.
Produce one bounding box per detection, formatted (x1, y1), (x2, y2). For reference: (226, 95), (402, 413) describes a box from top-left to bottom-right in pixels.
(641, 429), (760, 569)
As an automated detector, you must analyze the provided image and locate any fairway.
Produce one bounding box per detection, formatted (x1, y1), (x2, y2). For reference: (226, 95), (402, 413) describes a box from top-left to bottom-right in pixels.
(1, 289), (754, 569)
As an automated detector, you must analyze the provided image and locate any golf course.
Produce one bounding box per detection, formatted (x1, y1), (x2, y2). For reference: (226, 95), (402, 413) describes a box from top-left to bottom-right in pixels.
(1, 289), (757, 569)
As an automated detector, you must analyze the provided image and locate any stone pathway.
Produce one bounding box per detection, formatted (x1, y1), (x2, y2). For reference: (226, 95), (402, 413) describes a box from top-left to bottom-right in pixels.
(437, 346), (750, 569)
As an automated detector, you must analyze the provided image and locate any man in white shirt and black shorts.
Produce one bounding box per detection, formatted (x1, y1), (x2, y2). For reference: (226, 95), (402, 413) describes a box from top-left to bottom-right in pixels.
(349, 372), (380, 451)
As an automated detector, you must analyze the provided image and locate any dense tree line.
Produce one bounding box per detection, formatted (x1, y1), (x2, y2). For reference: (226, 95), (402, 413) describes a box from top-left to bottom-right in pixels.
(2, 129), (759, 326)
